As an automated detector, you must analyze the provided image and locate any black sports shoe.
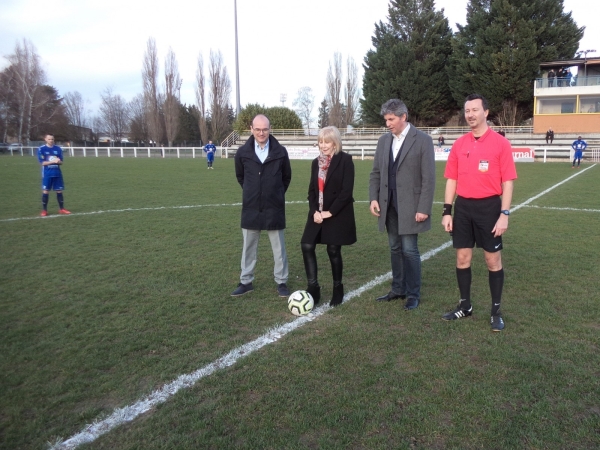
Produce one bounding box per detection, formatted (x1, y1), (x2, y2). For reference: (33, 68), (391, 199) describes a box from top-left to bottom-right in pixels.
(277, 283), (290, 297)
(231, 282), (254, 297)
(491, 313), (505, 331)
(442, 303), (473, 320)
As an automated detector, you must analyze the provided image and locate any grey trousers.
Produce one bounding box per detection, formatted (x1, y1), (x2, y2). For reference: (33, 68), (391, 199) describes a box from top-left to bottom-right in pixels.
(240, 228), (289, 285)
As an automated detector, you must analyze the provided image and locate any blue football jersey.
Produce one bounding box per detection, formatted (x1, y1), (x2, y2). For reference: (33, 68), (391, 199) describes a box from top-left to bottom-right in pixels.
(38, 145), (63, 177)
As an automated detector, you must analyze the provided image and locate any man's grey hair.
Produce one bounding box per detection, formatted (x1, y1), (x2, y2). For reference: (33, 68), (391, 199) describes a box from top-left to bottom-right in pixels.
(380, 99), (408, 120)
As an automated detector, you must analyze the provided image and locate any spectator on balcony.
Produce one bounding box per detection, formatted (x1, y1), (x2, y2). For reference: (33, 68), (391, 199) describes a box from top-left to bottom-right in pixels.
(545, 128), (554, 144)
(548, 68), (556, 87)
(557, 68), (565, 86)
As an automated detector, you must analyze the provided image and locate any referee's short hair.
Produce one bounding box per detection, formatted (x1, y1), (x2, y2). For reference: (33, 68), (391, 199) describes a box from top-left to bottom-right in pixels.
(465, 93), (489, 111)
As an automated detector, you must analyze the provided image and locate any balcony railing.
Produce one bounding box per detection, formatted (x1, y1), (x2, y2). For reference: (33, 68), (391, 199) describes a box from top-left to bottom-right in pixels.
(536, 75), (600, 88)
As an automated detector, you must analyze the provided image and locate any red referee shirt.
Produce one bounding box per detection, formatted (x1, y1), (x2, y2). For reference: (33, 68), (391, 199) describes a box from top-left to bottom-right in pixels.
(444, 129), (517, 198)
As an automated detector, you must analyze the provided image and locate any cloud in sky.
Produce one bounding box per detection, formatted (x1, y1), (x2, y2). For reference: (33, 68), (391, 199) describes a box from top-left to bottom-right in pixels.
(0, 0), (597, 118)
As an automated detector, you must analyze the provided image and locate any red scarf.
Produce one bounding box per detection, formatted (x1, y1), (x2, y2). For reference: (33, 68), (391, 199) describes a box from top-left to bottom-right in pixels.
(317, 153), (331, 211)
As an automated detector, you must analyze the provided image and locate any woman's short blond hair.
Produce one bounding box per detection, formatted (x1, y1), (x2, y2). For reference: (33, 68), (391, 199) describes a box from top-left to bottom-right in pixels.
(318, 126), (342, 154)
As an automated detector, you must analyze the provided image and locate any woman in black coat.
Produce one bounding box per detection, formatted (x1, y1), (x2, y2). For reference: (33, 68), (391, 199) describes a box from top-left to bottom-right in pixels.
(301, 126), (356, 307)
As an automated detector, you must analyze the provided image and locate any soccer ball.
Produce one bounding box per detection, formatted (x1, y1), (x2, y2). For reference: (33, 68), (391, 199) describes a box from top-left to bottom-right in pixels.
(287, 290), (314, 316)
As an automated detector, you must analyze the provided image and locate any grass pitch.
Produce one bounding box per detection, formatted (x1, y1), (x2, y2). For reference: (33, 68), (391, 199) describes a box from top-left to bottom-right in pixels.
(1, 156), (599, 449)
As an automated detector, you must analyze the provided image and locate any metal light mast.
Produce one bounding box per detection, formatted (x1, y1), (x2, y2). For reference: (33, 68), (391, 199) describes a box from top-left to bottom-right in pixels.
(234, 0), (241, 115)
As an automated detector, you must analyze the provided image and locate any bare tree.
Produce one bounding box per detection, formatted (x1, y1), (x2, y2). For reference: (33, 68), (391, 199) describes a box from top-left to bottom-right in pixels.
(326, 52), (343, 128)
(195, 53), (209, 144)
(63, 91), (88, 129)
(129, 93), (149, 144)
(344, 56), (360, 127)
(208, 50), (232, 143)
(0, 68), (15, 142)
(293, 86), (315, 130)
(99, 87), (129, 143)
(163, 47), (181, 147)
(6, 39), (46, 144)
(63, 91), (87, 129)
(142, 37), (163, 145)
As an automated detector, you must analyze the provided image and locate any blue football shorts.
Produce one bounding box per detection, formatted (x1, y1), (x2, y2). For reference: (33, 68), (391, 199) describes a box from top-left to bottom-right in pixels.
(42, 174), (65, 191)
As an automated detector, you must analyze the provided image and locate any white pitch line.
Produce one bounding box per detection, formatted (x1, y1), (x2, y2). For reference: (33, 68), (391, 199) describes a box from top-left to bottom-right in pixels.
(0, 201), (372, 223)
(49, 165), (594, 449)
(523, 205), (600, 213)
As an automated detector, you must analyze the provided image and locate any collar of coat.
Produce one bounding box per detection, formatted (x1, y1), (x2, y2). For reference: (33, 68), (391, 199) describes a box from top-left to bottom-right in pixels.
(238, 134), (287, 163)
(383, 123), (418, 166)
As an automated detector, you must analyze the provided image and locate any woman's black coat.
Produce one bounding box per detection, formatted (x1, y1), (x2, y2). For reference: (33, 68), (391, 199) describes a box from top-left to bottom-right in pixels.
(301, 151), (357, 246)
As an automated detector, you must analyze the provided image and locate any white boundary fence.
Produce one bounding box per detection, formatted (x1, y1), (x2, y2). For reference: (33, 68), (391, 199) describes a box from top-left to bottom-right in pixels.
(1, 146), (224, 159)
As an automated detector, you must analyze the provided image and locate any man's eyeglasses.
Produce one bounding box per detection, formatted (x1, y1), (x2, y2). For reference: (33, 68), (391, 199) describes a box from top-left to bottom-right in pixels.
(253, 128), (270, 134)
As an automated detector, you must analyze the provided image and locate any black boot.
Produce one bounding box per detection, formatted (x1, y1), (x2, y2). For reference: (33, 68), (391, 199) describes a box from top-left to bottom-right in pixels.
(330, 283), (344, 307)
(306, 284), (321, 305)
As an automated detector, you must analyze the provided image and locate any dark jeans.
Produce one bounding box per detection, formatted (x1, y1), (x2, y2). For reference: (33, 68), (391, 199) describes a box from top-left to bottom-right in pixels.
(386, 206), (421, 300)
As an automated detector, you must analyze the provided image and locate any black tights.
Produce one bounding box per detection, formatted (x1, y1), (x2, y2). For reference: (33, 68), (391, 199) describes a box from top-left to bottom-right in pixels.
(301, 242), (343, 287)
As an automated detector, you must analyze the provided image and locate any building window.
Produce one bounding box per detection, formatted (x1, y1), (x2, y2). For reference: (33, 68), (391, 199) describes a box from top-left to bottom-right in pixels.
(537, 96), (577, 114)
(579, 96), (600, 113)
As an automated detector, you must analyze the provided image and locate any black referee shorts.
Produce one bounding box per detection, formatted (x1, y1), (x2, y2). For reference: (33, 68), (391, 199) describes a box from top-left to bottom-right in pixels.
(453, 195), (503, 252)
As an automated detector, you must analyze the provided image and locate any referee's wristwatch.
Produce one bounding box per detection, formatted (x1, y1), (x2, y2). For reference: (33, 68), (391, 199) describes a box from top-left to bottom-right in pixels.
(501, 210), (510, 216)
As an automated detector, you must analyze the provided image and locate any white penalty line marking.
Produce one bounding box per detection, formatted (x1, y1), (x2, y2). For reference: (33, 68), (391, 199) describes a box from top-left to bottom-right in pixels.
(49, 165), (594, 449)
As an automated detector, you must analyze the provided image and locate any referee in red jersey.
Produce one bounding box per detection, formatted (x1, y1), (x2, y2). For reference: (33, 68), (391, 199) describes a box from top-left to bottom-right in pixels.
(441, 94), (517, 331)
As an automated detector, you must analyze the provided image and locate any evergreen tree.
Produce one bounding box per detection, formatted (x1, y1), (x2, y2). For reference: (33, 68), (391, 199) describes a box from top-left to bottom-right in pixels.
(233, 104), (302, 133)
(448, 0), (583, 125)
(361, 0), (455, 126)
(317, 99), (329, 129)
(176, 104), (201, 145)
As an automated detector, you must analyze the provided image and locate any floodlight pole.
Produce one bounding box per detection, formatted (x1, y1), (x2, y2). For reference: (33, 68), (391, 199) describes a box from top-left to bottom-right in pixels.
(234, 0), (241, 115)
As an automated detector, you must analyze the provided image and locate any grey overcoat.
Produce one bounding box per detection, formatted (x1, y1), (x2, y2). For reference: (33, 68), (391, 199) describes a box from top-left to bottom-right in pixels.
(368, 124), (436, 234)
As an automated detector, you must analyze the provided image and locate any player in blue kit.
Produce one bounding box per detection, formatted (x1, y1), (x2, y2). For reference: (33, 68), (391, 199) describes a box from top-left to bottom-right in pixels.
(571, 136), (587, 168)
(204, 140), (216, 169)
(37, 134), (71, 217)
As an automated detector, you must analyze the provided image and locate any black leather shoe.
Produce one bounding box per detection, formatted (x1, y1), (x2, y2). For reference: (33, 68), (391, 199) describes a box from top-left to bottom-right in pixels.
(376, 292), (406, 302)
(404, 297), (420, 310)
(231, 282), (254, 297)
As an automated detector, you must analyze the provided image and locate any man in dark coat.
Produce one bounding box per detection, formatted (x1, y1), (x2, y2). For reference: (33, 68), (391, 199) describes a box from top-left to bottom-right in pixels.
(231, 114), (292, 298)
(369, 99), (436, 310)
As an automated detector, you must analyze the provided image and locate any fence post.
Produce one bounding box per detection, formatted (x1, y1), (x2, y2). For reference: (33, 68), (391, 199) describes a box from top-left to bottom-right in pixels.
(192, 148), (196, 158)
(134, 148), (137, 158)
(177, 148), (180, 158)
(120, 148), (124, 158)
(95, 148), (98, 157)
(83, 147), (87, 157)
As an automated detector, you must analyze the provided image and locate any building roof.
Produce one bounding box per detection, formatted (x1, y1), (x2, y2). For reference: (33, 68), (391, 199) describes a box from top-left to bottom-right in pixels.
(540, 57), (600, 68)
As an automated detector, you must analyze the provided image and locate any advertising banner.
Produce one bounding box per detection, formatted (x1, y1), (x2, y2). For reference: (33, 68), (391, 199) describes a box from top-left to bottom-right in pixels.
(287, 147), (320, 160)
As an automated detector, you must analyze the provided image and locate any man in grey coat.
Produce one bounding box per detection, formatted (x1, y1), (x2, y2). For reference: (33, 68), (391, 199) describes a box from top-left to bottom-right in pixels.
(369, 99), (436, 310)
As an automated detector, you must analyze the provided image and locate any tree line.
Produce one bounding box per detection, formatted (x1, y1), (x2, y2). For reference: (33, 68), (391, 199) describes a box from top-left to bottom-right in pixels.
(361, 0), (583, 127)
(1, 0), (584, 144)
